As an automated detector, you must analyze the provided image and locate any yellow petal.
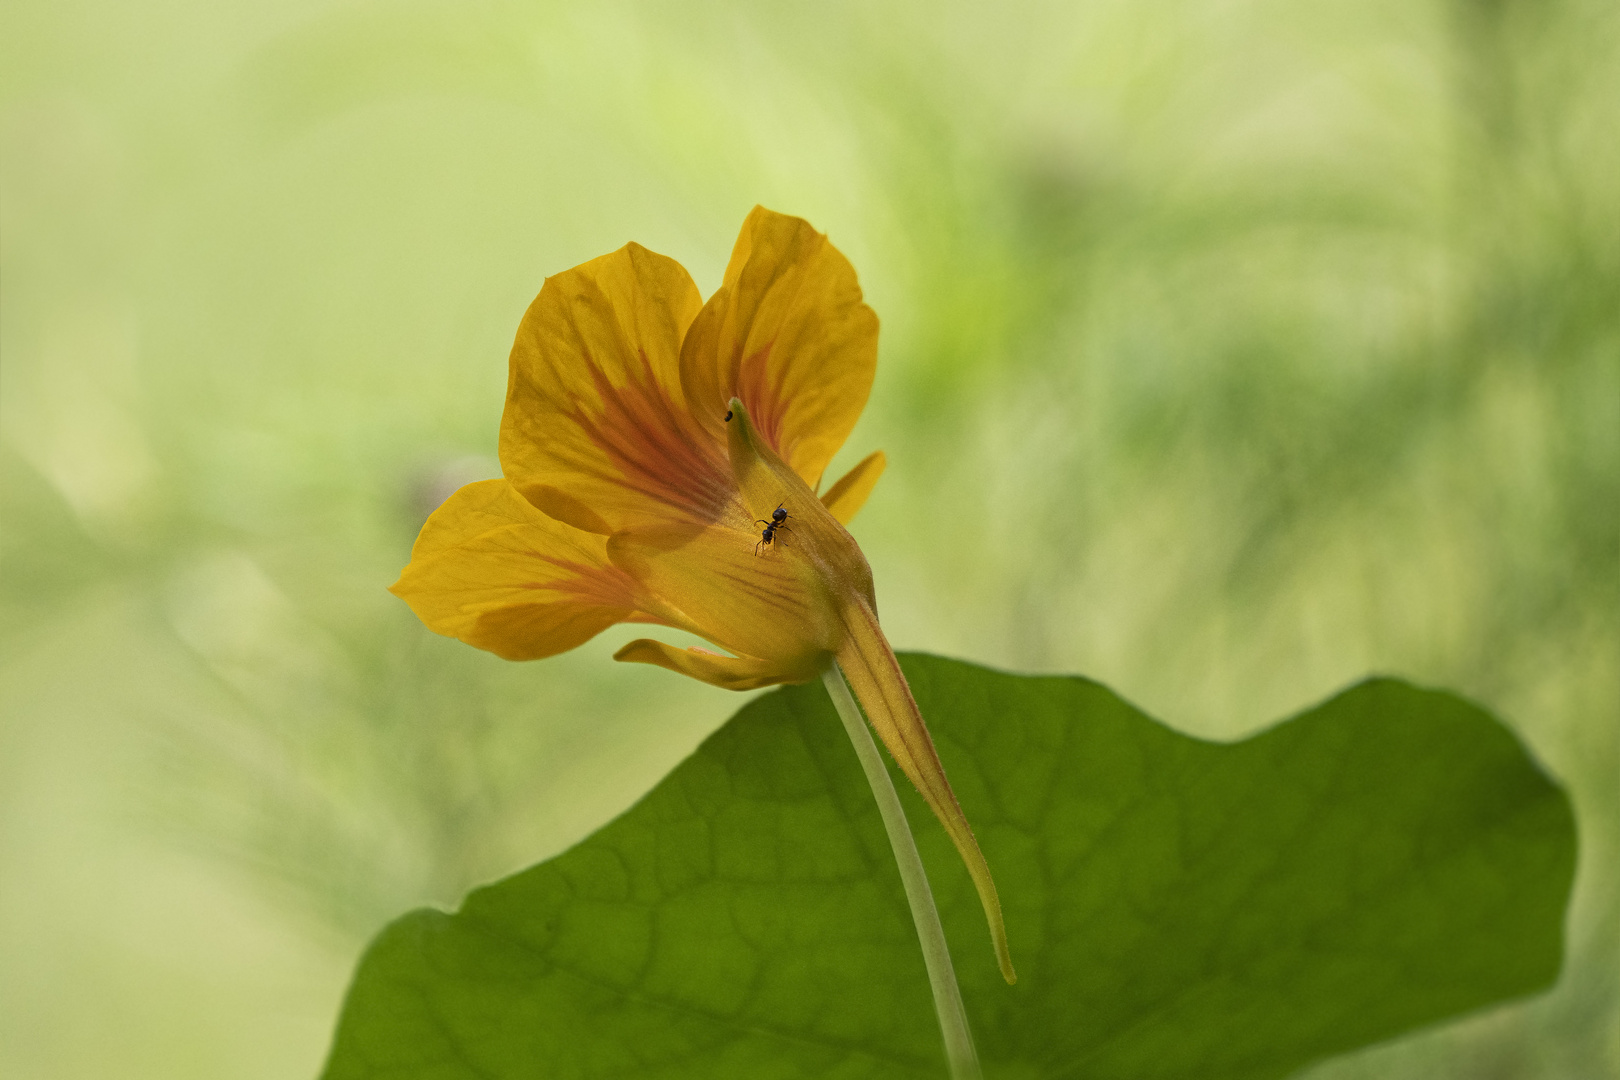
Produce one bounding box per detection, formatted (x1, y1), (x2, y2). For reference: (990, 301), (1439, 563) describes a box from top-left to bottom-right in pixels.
(609, 400), (881, 690)
(613, 639), (801, 691)
(501, 242), (735, 534)
(390, 479), (644, 661)
(606, 521), (839, 679)
(820, 450), (887, 525)
(726, 398), (876, 613)
(681, 207), (879, 491)
(836, 594), (1017, 985)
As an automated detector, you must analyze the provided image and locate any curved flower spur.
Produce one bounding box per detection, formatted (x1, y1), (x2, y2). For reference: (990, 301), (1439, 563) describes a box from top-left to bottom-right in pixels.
(391, 208), (1015, 1042)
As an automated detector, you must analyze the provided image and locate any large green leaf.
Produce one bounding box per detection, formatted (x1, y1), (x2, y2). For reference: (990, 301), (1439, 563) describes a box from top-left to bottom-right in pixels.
(321, 655), (1575, 1079)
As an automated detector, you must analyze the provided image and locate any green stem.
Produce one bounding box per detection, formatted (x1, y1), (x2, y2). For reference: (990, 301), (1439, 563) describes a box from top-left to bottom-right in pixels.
(822, 662), (982, 1080)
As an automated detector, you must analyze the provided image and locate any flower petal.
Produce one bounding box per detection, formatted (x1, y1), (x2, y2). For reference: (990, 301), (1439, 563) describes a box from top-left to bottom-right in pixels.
(819, 450), (887, 525)
(681, 207), (879, 491)
(613, 639), (798, 691)
(836, 593), (1017, 985)
(390, 479), (644, 661)
(502, 242), (734, 534)
(606, 521), (839, 679)
(725, 398), (876, 612)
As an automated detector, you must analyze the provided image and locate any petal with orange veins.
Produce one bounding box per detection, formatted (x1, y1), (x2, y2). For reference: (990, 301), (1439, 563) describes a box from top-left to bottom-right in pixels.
(819, 449), (887, 525)
(612, 639), (799, 691)
(606, 521), (840, 682)
(502, 243), (735, 534)
(681, 207), (879, 491)
(391, 479), (646, 661)
(725, 398), (877, 612)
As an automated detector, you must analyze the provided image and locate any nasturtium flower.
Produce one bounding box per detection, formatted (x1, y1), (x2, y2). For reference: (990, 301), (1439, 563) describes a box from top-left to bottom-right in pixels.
(393, 206), (1014, 983)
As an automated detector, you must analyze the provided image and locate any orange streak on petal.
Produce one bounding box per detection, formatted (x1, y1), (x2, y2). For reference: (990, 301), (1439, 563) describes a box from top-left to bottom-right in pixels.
(568, 348), (735, 524)
(680, 208), (878, 491)
(525, 553), (642, 609)
(503, 242), (731, 533)
(736, 341), (787, 454)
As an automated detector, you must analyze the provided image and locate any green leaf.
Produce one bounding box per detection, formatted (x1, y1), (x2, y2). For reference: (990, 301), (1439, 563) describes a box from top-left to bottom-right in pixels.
(321, 655), (1575, 1080)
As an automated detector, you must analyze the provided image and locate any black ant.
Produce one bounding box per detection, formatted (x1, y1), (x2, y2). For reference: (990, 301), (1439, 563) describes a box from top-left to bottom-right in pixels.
(754, 503), (790, 555)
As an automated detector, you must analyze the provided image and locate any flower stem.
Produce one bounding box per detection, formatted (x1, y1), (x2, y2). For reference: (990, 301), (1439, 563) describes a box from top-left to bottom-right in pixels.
(822, 662), (983, 1080)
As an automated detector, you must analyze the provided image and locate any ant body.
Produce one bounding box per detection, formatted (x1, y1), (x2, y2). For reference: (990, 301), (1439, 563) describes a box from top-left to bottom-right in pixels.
(755, 503), (790, 555)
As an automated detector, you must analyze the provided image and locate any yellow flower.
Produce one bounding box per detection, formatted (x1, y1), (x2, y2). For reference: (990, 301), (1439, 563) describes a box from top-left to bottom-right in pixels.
(392, 206), (1014, 984)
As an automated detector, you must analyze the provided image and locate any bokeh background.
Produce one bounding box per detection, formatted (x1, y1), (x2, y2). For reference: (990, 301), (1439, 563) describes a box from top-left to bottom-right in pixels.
(2, 0), (1615, 1077)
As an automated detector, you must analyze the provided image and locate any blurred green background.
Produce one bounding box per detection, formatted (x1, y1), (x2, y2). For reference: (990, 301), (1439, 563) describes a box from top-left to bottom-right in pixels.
(1, 0), (1614, 1077)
